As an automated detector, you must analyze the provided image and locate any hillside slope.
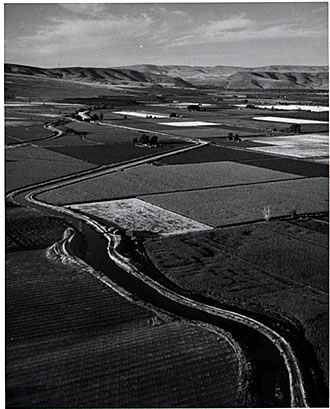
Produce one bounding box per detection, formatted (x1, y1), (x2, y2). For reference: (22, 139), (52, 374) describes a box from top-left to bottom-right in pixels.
(121, 64), (329, 89)
(5, 63), (328, 90)
(5, 64), (193, 88)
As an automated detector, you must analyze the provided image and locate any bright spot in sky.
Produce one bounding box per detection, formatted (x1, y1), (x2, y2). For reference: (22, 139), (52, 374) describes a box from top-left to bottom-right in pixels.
(139, 44), (143, 48)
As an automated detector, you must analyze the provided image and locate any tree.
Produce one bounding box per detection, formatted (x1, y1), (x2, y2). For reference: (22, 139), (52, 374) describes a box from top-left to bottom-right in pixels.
(139, 134), (149, 144)
(149, 135), (158, 146)
(289, 124), (301, 134)
(187, 105), (200, 111)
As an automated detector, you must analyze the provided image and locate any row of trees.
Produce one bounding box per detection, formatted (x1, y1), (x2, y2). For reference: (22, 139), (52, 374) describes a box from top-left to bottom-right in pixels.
(227, 133), (242, 142)
(133, 134), (158, 146)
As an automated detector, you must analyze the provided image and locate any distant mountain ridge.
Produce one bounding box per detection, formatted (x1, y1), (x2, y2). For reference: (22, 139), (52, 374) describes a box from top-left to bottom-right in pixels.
(5, 63), (328, 90)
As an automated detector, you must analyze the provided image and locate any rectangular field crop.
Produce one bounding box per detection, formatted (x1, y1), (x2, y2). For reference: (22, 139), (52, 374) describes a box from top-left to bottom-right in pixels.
(247, 145), (328, 159)
(113, 110), (169, 118)
(37, 161), (301, 206)
(247, 133), (329, 159)
(140, 178), (329, 227)
(158, 121), (220, 127)
(68, 198), (212, 235)
(253, 116), (329, 124)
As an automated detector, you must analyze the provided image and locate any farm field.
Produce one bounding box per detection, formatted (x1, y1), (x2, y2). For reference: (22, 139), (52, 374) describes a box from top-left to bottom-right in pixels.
(5, 145), (95, 192)
(158, 121), (220, 127)
(37, 161), (301, 205)
(37, 134), (98, 147)
(248, 145), (328, 159)
(158, 144), (329, 176)
(161, 127), (262, 139)
(253, 116), (329, 125)
(247, 133), (329, 159)
(5, 124), (53, 144)
(236, 104), (329, 112)
(47, 141), (189, 166)
(6, 206), (68, 250)
(6, 248), (245, 408)
(5, 66), (329, 408)
(140, 177), (328, 227)
(113, 110), (169, 118)
(69, 198), (211, 236)
(124, 162), (300, 191)
(159, 145), (273, 164)
(143, 220), (328, 383)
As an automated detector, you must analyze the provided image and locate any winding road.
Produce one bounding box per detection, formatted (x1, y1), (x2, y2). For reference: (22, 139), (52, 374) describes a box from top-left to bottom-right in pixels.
(6, 131), (313, 407)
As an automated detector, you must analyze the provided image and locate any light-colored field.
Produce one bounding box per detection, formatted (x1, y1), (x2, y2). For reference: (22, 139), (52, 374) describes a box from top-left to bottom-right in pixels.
(247, 145), (328, 159)
(69, 198), (211, 235)
(253, 116), (329, 124)
(158, 121), (220, 127)
(236, 104), (329, 112)
(113, 111), (169, 118)
(34, 113), (62, 118)
(251, 134), (328, 145)
(37, 162), (301, 205)
(140, 178), (328, 227)
(248, 133), (329, 159)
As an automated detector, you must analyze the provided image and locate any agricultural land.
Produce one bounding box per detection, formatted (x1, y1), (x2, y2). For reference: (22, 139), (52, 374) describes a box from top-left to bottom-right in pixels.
(5, 63), (329, 407)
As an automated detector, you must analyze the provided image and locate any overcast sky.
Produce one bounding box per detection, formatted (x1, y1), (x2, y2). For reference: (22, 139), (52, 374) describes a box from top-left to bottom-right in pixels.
(4, 2), (328, 68)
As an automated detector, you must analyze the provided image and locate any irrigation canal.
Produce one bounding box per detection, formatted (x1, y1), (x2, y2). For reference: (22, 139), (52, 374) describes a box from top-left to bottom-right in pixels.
(6, 125), (328, 408)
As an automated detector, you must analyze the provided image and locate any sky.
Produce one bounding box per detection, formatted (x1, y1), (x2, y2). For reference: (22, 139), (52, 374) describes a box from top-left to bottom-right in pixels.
(4, 2), (329, 68)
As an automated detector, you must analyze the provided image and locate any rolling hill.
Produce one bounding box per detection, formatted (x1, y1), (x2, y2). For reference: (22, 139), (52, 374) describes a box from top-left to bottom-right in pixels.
(5, 63), (328, 90)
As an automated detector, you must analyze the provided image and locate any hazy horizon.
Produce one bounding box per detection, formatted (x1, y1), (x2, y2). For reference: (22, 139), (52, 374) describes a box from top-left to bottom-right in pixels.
(5, 62), (329, 69)
(5, 2), (328, 68)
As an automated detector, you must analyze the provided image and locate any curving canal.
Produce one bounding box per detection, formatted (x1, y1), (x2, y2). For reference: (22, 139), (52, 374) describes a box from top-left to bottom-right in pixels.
(6, 128), (328, 408)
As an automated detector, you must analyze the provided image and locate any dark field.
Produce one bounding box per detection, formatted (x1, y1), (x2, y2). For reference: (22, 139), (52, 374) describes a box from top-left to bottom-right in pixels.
(5, 145), (94, 192)
(6, 248), (245, 408)
(159, 145), (270, 164)
(6, 206), (68, 250)
(144, 220), (329, 384)
(47, 142), (189, 165)
(5, 124), (52, 144)
(159, 144), (329, 177)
